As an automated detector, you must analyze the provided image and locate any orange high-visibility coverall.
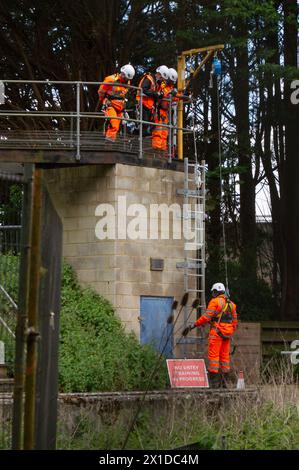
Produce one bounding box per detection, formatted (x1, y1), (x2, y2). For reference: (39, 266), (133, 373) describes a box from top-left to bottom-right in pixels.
(152, 82), (171, 151)
(194, 294), (238, 374)
(98, 74), (129, 141)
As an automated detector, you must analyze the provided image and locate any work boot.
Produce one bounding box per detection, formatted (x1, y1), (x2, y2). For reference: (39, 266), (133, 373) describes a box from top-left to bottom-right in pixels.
(220, 372), (228, 389)
(208, 371), (221, 389)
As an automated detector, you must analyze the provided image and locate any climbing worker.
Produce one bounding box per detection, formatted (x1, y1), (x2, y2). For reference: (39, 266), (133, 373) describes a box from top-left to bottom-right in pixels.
(151, 65), (170, 151)
(182, 283), (238, 389)
(136, 70), (157, 136)
(98, 64), (135, 142)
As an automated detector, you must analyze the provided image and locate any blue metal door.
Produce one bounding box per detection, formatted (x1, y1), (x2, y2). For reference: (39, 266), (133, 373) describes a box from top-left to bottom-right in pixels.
(140, 296), (174, 358)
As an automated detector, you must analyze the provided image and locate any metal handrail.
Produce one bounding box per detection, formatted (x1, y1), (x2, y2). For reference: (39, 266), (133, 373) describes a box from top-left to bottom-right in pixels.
(0, 79), (195, 161)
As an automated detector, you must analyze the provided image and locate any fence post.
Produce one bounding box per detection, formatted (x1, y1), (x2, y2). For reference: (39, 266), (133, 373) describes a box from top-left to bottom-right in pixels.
(75, 82), (81, 161)
(23, 168), (42, 450)
(12, 164), (34, 450)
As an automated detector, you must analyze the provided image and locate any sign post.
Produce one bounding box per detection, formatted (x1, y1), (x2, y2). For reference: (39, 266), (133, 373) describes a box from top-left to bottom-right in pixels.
(167, 359), (209, 388)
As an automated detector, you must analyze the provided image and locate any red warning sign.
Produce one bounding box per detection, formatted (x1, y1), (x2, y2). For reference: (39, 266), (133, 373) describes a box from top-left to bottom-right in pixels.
(166, 359), (209, 388)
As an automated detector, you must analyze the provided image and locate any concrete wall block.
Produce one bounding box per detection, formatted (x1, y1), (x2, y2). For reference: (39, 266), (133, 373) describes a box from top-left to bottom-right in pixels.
(77, 216), (97, 230)
(116, 255), (134, 270)
(91, 241), (115, 255)
(70, 256), (103, 271)
(96, 270), (115, 282)
(76, 270), (97, 283)
(134, 179), (150, 192)
(115, 176), (135, 191)
(63, 217), (79, 231)
(63, 244), (79, 257)
(116, 164), (139, 178)
(66, 229), (89, 244)
(116, 295), (139, 309)
(116, 269), (151, 283)
(149, 180), (162, 193)
(139, 167), (159, 180)
(74, 243), (93, 257)
(115, 282), (134, 295)
(95, 189), (116, 203)
(116, 308), (139, 323)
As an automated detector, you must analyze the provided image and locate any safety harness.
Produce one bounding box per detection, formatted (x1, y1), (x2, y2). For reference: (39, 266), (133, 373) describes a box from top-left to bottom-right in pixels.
(211, 298), (233, 340)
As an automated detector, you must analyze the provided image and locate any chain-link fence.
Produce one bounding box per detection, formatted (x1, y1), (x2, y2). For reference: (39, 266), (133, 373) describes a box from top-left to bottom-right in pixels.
(0, 172), (23, 449)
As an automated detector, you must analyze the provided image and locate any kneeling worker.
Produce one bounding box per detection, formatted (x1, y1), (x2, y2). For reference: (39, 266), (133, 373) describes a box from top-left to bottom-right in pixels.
(183, 282), (238, 388)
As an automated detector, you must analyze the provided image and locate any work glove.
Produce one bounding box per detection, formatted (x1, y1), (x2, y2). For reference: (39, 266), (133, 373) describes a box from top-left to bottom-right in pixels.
(182, 324), (196, 337)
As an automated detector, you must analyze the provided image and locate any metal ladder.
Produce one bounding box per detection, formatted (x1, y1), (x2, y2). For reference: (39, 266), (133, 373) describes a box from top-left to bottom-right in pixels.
(177, 157), (206, 356)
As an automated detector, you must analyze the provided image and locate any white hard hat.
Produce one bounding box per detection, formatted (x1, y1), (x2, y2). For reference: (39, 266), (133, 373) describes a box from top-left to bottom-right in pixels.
(211, 282), (226, 293)
(168, 68), (178, 83)
(156, 65), (169, 80)
(120, 64), (135, 80)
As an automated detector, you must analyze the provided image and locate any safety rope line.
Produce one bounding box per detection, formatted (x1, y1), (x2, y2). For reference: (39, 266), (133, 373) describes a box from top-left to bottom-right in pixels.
(192, 101), (198, 165)
(216, 76), (229, 295)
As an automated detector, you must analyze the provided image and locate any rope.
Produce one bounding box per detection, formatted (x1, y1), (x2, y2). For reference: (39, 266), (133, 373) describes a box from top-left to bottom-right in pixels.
(216, 76), (229, 294)
(192, 101), (198, 165)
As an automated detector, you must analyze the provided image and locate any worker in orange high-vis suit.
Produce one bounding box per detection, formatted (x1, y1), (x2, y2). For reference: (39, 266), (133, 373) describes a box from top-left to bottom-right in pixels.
(183, 282), (238, 389)
(151, 65), (170, 151)
(152, 67), (190, 154)
(136, 71), (157, 136)
(98, 64), (135, 142)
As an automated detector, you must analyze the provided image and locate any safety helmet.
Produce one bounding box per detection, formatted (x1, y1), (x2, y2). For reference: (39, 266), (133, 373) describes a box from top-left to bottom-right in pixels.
(168, 68), (178, 83)
(156, 65), (169, 80)
(211, 282), (226, 293)
(120, 64), (135, 80)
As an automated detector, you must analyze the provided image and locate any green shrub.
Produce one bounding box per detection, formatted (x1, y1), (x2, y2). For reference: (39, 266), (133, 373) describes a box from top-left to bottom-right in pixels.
(59, 263), (168, 392)
(0, 253), (19, 371)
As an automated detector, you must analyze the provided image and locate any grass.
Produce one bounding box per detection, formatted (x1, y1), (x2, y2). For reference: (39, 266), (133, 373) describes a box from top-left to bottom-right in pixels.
(56, 378), (299, 450)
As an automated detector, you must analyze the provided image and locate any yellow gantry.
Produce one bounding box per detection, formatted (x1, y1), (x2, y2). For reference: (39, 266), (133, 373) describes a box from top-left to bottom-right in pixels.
(177, 44), (224, 160)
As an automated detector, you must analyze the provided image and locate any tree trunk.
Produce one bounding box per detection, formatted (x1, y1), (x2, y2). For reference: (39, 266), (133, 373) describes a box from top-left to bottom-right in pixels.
(232, 23), (257, 281)
(280, 0), (299, 320)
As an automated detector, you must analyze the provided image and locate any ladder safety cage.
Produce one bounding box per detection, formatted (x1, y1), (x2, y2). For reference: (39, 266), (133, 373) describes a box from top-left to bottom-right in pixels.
(176, 157), (206, 357)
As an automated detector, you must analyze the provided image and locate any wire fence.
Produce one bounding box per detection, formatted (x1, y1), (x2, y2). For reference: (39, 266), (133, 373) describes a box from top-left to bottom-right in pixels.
(0, 173), (22, 449)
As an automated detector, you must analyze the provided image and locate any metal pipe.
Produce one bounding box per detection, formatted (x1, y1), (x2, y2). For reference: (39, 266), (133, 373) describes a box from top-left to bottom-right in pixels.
(75, 82), (80, 161)
(139, 88), (143, 159)
(23, 168), (42, 450)
(177, 55), (186, 161)
(168, 95), (172, 163)
(12, 163), (34, 450)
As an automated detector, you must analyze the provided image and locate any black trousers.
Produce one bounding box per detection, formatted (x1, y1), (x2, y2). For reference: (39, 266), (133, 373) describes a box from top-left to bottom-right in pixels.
(141, 106), (154, 136)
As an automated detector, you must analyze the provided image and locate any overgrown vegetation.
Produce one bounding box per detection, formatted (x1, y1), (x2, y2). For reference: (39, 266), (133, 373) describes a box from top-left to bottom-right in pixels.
(0, 254), (18, 372)
(59, 264), (168, 392)
(0, 259), (169, 391)
(57, 393), (299, 450)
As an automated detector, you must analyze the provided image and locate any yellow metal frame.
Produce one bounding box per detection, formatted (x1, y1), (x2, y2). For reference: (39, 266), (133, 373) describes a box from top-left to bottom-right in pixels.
(177, 44), (224, 160)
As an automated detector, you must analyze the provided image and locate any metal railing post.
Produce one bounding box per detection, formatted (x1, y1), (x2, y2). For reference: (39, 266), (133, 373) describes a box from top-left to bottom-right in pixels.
(139, 88), (143, 159)
(75, 82), (81, 161)
(168, 96), (172, 164)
